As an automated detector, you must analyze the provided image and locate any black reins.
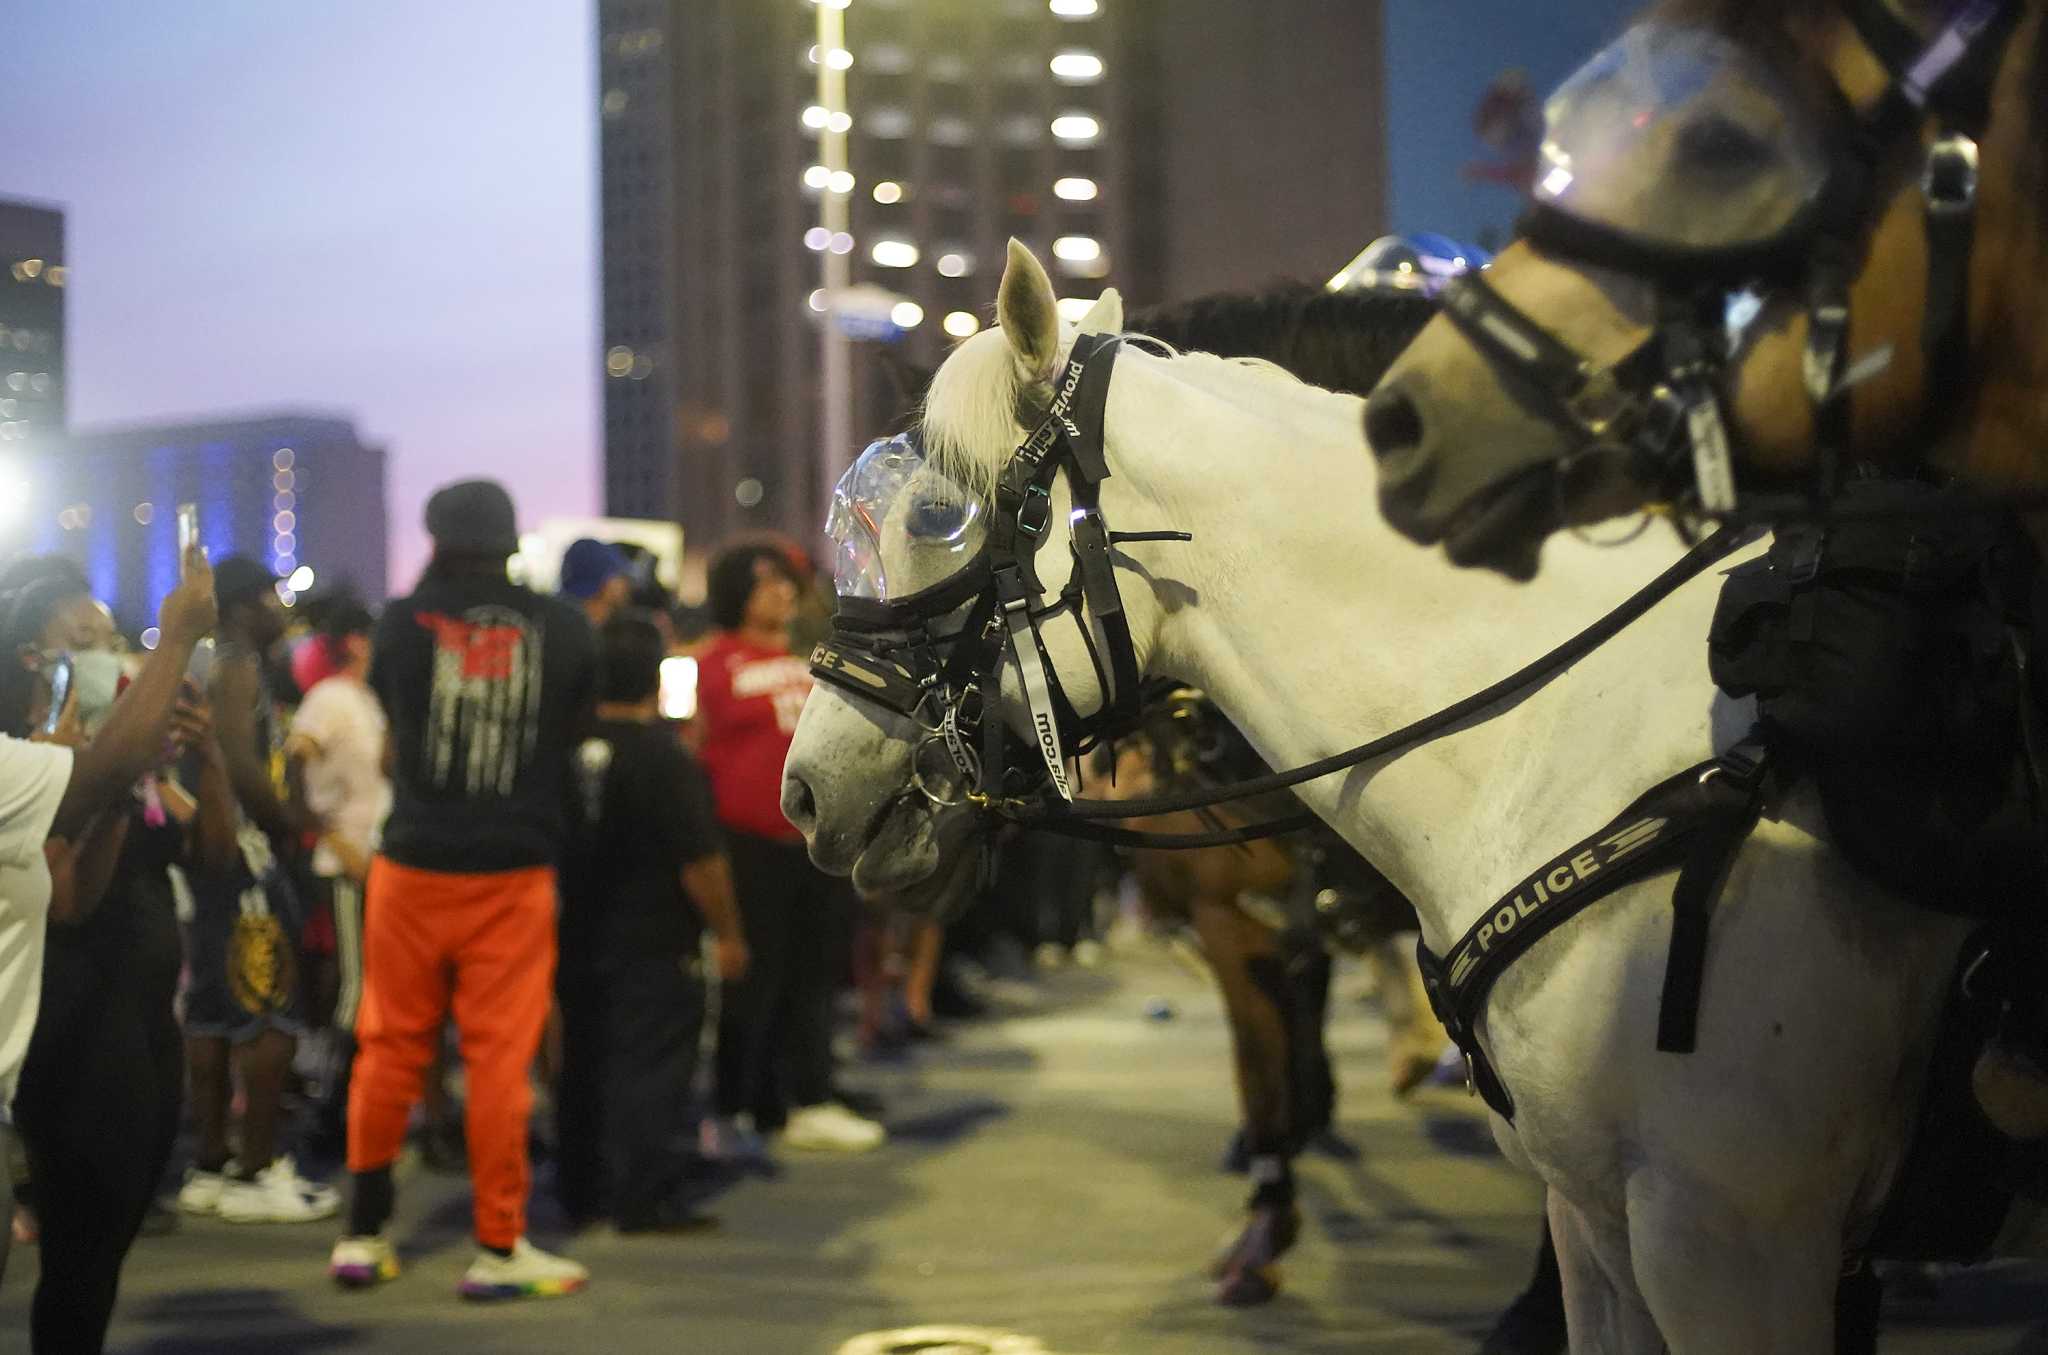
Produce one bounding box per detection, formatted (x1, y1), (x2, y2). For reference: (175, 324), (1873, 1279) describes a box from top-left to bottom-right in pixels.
(1004, 523), (1749, 845)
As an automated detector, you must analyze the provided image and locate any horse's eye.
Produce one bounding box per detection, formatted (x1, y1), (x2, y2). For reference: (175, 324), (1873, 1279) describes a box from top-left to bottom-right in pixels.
(905, 498), (961, 537)
(1675, 115), (1774, 174)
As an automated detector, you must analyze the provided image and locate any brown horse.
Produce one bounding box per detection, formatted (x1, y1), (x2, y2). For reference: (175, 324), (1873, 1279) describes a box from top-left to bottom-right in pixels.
(1364, 0), (2048, 577)
(1094, 690), (1441, 1308)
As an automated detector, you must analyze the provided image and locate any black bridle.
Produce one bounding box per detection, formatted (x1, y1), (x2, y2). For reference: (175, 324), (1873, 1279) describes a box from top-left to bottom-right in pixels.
(810, 330), (1757, 851)
(1439, 0), (2021, 522)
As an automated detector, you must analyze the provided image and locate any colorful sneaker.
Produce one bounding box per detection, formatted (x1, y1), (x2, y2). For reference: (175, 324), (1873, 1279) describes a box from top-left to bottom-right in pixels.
(699, 1115), (773, 1169)
(458, 1237), (588, 1300)
(782, 1102), (885, 1153)
(216, 1156), (341, 1224)
(176, 1161), (237, 1217)
(328, 1234), (400, 1288)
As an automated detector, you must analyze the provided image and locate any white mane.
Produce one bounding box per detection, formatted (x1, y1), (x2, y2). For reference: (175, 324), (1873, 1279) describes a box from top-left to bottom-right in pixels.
(919, 323), (1319, 505)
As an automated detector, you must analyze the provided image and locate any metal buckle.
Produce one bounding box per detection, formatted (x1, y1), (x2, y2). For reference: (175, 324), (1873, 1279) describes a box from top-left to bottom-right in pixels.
(1923, 133), (1980, 218)
(1016, 484), (1053, 538)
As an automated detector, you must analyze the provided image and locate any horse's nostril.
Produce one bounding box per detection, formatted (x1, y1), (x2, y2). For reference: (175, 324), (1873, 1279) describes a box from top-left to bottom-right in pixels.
(783, 774), (818, 832)
(1364, 385), (1426, 462)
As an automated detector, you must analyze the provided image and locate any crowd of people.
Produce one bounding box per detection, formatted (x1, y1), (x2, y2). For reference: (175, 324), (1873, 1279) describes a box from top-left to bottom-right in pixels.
(0, 476), (1128, 1353)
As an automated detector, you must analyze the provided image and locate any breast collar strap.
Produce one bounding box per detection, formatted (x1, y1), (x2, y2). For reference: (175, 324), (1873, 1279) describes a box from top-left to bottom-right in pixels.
(1415, 738), (1774, 1120)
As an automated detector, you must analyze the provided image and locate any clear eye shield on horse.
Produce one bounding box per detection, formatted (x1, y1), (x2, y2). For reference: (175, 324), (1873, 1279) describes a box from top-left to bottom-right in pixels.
(810, 334), (1185, 820)
(1433, 0), (2017, 520)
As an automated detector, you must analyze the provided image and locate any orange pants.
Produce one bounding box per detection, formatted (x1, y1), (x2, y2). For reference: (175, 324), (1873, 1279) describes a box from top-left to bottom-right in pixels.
(347, 857), (556, 1250)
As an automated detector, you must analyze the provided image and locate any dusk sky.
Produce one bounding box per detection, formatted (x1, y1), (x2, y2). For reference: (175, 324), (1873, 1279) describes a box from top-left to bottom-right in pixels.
(5, 0), (599, 584)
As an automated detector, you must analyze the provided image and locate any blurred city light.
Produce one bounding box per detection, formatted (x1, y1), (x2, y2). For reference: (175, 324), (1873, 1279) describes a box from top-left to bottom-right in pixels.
(808, 289), (829, 312)
(811, 0), (851, 9)
(890, 301), (924, 329)
(871, 239), (919, 268)
(805, 226), (832, 251)
(1056, 297), (1096, 322)
(804, 164), (833, 190)
(802, 104), (830, 130)
(936, 251), (973, 277)
(825, 47), (854, 70)
(826, 111), (853, 134)
(734, 477), (764, 507)
(1052, 235), (1102, 262)
(287, 565), (316, 592)
(1049, 0), (1100, 16)
(659, 655), (699, 721)
(943, 310), (981, 338)
(829, 232), (855, 254)
(872, 181), (904, 204)
(1053, 177), (1099, 201)
(1050, 114), (1101, 145)
(139, 627), (160, 651)
(1050, 50), (1104, 83)
(827, 170), (856, 195)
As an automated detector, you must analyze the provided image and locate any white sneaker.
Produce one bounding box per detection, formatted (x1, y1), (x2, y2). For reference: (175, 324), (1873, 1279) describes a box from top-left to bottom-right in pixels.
(176, 1160), (238, 1216)
(328, 1234), (400, 1288)
(458, 1237), (588, 1300)
(782, 1102), (886, 1153)
(216, 1156), (341, 1224)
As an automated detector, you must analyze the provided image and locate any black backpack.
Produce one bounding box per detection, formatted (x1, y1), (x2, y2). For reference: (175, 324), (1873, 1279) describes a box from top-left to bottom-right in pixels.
(1706, 478), (2035, 918)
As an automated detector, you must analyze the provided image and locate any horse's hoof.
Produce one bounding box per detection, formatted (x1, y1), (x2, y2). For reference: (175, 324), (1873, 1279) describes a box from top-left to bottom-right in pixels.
(1390, 1051), (1440, 1098)
(1974, 1043), (2048, 1140)
(1215, 1263), (1280, 1307)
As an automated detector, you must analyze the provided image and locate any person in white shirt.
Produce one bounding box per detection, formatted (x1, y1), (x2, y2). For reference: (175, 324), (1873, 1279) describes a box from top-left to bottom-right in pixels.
(0, 547), (217, 1284)
(285, 596), (390, 1154)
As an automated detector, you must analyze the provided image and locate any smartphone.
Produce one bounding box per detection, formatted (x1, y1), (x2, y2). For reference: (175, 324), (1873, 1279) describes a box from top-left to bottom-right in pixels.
(41, 655), (73, 735)
(176, 503), (200, 565)
(185, 638), (216, 690)
(659, 655), (699, 721)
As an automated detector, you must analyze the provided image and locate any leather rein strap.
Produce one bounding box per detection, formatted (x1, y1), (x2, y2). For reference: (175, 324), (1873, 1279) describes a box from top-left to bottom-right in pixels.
(1414, 739), (1775, 1120)
(1005, 523), (1750, 834)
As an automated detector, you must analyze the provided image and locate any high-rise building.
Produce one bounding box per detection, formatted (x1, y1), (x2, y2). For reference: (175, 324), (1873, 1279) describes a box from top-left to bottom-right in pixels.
(6, 411), (387, 633)
(0, 199), (66, 445)
(598, 0), (1163, 554)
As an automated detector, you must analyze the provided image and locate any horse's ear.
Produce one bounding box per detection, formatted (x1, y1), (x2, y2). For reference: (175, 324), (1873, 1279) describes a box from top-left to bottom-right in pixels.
(998, 237), (1060, 385)
(1075, 288), (1123, 336)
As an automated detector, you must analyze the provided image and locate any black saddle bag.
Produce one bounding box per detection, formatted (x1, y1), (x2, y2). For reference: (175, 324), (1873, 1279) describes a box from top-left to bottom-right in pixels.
(1706, 479), (2035, 918)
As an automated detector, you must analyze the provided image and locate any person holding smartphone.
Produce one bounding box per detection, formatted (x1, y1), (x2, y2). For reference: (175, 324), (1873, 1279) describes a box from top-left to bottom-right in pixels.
(0, 546), (217, 1296)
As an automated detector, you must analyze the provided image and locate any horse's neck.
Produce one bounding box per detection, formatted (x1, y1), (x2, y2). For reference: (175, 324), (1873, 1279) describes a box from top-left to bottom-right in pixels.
(1102, 353), (1745, 951)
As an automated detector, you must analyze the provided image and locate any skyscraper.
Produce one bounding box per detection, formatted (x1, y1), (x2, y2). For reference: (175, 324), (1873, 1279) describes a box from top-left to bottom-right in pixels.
(597, 0), (1388, 556)
(598, 0), (1161, 552)
(0, 198), (66, 445)
(11, 411), (388, 632)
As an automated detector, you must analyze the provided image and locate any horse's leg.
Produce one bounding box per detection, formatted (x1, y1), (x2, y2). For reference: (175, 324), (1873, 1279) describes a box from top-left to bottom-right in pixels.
(1550, 1193), (1662, 1355)
(1367, 937), (1444, 1096)
(1191, 894), (1300, 1306)
(1626, 1173), (1837, 1355)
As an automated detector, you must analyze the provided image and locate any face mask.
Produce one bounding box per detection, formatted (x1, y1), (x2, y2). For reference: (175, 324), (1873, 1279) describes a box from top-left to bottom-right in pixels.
(71, 650), (125, 734)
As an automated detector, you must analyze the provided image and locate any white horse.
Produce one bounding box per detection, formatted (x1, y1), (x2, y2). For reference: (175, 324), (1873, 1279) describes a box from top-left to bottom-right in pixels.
(782, 240), (2033, 1352)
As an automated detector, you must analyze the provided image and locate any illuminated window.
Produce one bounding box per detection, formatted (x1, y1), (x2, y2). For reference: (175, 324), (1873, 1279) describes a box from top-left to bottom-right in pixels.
(1051, 114), (1101, 145)
(871, 239), (920, 268)
(1050, 50), (1104, 83)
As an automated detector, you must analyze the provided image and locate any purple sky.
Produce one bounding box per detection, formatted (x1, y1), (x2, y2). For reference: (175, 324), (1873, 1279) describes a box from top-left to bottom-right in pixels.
(4, 0), (599, 585)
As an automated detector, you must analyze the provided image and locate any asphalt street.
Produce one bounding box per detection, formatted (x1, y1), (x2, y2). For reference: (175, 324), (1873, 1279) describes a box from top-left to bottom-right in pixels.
(2, 948), (2042, 1354)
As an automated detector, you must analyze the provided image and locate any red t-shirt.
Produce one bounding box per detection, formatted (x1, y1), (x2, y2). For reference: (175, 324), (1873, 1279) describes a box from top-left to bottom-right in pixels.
(694, 631), (814, 842)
